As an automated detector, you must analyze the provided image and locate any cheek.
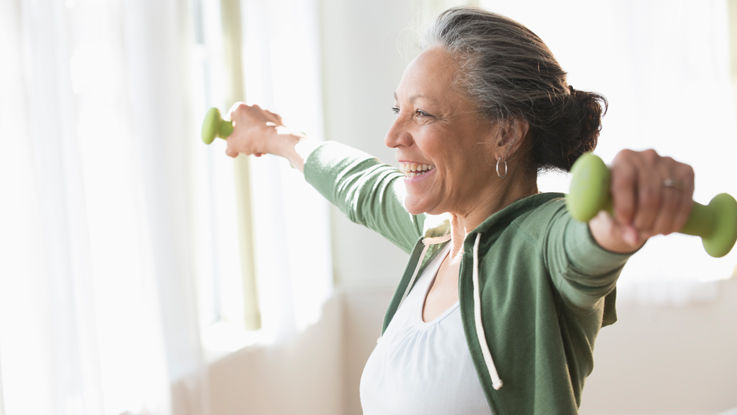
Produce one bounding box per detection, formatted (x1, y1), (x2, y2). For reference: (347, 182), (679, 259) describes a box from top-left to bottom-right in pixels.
(440, 144), (495, 184)
(418, 129), (454, 162)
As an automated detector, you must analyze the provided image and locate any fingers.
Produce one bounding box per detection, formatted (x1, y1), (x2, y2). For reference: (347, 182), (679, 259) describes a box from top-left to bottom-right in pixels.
(264, 109), (283, 125)
(608, 149), (694, 240)
(610, 149), (638, 226)
(229, 103), (283, 125)
(631, 150), (661, 232)
(652, 161), (694, 234)
(225, 145), (239, 158)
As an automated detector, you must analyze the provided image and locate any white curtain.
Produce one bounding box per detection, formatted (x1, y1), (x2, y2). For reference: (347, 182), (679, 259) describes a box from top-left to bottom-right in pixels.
(0, 0), (333, 412)
(0, 0), (207, 413)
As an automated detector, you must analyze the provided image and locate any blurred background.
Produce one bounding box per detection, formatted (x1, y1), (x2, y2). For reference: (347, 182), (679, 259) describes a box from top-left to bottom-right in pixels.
(1, 0), (736, 414)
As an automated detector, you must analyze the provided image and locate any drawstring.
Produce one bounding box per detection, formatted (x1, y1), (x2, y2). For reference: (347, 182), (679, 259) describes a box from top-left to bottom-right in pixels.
(472, 233), (504, 390)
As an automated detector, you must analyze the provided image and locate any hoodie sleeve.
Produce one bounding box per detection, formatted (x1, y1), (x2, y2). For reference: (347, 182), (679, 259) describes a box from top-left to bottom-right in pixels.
(303, 141), (424, 254)
(543, 202), (631, 321)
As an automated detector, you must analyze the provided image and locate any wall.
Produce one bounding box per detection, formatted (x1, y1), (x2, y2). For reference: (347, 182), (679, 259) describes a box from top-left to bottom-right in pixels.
(318, 0), (417, 292)
(580, 279), (737, 414)
(172, 295), (344, 415)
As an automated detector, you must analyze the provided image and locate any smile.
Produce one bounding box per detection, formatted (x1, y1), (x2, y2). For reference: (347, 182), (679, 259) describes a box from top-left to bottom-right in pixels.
(399, 162), (435, 177)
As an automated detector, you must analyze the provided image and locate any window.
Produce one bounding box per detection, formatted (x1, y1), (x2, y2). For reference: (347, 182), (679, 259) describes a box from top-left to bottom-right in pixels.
(191, 0), (333, 352)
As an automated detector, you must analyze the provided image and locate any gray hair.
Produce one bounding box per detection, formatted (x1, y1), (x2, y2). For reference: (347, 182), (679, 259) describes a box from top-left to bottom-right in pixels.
(425, 7), (606, 172)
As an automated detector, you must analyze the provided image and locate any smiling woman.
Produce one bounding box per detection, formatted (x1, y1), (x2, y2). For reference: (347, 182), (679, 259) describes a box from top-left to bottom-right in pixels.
(387, 47), (511, 219)
(221, 6), (704, 414)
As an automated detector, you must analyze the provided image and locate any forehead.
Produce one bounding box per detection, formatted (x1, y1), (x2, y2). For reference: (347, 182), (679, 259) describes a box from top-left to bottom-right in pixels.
(396, 46), (462, 101)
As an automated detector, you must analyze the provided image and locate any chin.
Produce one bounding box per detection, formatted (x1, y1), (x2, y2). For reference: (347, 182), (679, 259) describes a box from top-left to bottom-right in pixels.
(403, 203), (424, 215)
(402, 198), (426, 215)
(403, 198), (441, 216)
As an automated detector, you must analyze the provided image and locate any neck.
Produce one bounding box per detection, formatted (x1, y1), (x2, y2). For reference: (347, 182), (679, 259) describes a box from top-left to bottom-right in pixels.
(447, 170), (538, 259)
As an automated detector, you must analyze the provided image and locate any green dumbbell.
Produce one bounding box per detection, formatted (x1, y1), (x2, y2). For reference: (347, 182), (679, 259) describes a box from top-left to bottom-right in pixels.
(201, 107), (233, 144)
(567, 153), (737, 258)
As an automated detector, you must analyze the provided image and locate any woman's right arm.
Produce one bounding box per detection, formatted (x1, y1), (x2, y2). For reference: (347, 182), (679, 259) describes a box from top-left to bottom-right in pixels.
(224, 103), (425, 253)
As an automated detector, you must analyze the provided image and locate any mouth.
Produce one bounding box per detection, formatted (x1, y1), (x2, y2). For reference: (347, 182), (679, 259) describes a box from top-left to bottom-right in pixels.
(398, 161), (436, 178)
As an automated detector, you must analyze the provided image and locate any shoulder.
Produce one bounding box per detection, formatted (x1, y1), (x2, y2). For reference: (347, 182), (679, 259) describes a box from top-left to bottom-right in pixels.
(505, 193), (568, 232)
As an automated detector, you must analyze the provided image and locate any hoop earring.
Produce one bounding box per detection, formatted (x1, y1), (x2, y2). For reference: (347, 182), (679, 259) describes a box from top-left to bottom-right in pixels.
(496, 158), (508, 178)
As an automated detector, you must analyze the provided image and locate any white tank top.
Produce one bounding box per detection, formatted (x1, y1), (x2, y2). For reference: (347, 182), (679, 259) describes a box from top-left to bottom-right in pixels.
(360, 246), (493, 414)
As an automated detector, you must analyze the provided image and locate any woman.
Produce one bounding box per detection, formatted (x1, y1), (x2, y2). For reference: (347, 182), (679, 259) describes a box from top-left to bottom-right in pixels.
(224, 7), (694, 414)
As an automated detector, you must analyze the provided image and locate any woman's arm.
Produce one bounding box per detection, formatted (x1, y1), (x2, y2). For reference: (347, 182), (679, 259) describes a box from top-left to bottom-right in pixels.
(544, 149), (695, 312)
(223, 102), (425, 253)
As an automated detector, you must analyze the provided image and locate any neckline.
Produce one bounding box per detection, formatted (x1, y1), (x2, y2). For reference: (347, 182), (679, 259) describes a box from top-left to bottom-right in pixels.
(417, 245), (459, 326)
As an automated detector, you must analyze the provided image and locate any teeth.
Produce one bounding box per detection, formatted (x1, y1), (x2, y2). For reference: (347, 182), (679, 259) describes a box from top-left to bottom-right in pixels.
(399, 162), (434, 176)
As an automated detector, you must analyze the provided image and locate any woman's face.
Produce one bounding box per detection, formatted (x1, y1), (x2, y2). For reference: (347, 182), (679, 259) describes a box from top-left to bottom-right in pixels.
(386, 46), (499, 216)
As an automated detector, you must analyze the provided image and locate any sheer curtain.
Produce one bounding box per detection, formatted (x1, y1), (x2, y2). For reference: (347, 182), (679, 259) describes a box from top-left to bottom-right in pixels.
(0, 0), (207, 413)
(239, 0), (333, 341)
(0, 0), (333, 412)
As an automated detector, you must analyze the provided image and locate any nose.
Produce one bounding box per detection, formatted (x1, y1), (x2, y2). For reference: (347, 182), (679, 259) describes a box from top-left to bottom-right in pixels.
(384, 116), (413, 149)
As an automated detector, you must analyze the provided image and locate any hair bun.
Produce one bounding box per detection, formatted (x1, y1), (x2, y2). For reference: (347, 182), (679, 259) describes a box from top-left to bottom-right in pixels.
(426, 7), (607, 173)
(565, 87), (607, 169)
(530, 87), (607, 172)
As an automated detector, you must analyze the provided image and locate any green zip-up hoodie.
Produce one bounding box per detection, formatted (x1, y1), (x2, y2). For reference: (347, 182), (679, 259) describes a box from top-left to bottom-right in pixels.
(304, 142), (631, 414)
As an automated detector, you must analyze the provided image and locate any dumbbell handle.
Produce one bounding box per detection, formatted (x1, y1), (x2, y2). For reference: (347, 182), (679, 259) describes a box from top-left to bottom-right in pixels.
(201, 107), (233, 144)
(566, 153), (737, 258)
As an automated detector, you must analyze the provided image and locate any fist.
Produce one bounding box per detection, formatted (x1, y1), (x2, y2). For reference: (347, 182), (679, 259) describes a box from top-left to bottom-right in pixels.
(591, 149), (694, 251)
(225, 103), (284, 158)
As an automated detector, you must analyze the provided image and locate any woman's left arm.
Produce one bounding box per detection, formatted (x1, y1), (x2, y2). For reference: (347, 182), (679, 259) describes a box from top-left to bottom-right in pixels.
(544, 149), (694, 312)
(588, 149), (695, 253)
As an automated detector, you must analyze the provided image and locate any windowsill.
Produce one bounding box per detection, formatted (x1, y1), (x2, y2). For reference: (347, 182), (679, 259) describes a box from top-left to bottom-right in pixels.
(201, 321), (267, 363)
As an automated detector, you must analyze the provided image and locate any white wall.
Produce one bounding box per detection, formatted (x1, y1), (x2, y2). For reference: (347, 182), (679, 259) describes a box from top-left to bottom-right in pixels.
(580, 279), (737, 414)
(172, 295), (344, 415)
(318, 0), (416, 292)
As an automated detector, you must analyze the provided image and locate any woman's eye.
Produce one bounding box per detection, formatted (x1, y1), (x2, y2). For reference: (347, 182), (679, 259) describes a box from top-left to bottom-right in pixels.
(391, 106), (400, 114)
(414, 109), (432, 118)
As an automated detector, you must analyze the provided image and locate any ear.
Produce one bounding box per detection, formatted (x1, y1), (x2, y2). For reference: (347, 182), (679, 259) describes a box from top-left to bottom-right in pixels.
(494, 117), (529, 161)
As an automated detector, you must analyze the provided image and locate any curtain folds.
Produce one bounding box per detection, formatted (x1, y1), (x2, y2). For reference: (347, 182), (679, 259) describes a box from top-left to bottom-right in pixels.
(239, 0), (333, 341)
(0, 0), (207, 413)
(0, 0), (333, 412)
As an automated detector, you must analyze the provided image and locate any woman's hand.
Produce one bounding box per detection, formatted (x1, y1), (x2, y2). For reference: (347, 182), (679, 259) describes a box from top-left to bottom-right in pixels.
(589, 149), (695, 253)
(224, 102), (316, 172)
(225, 103), (287, 158)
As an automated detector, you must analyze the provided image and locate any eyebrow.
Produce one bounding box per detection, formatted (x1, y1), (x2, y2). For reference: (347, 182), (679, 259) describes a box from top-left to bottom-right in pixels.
(393, 92), (439, 104)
